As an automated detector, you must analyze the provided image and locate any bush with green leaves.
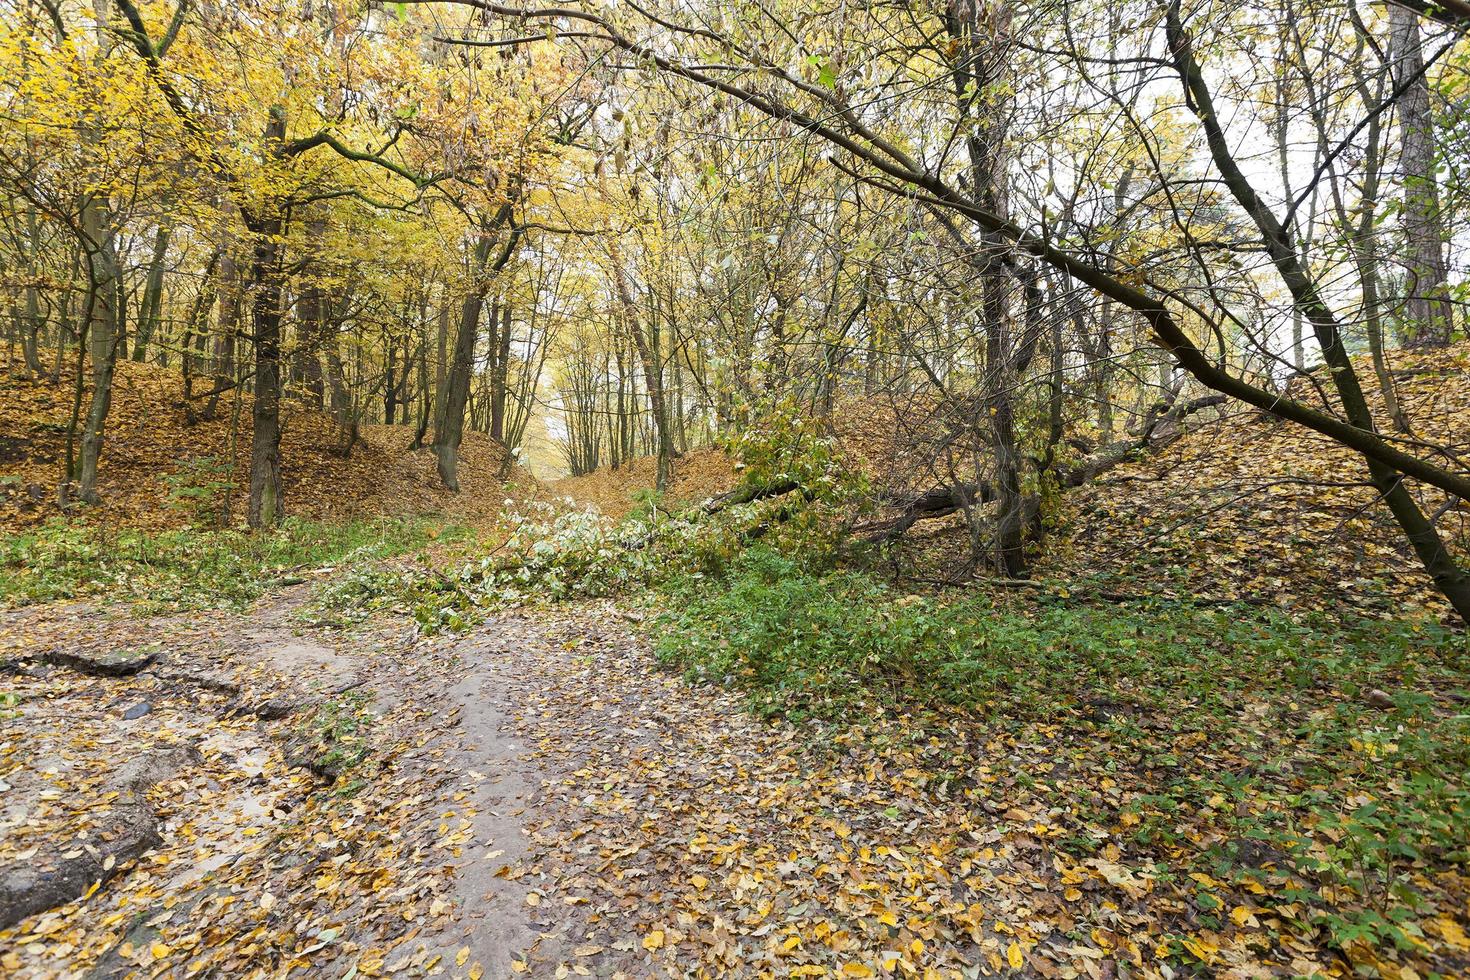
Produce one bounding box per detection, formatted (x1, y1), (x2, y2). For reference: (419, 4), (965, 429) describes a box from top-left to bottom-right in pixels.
(404, 497), (749, 631)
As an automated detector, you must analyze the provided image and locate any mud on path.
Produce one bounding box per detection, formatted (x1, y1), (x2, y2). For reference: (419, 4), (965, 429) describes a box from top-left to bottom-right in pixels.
(0, 576), (746, 980)
(0, 583), (543, 979)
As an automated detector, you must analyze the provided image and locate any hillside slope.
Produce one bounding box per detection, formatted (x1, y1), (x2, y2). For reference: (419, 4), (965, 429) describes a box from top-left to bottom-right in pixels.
(1031, 344), (1469, 614)
(0, 356), (538, 533)
(549, 446), (737, 519)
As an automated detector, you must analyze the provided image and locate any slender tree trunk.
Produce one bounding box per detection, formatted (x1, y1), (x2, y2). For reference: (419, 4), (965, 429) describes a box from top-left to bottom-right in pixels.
(296, 218), (329, 407)
(490, 301), (511, 441)
(433, 297), (448, 434)
(1389, 5), (1453, 347)
(410, 336), (431, 449)
(181, 250), (219, 424)
(947, 0), (1026, 576)
(19, 207), (45, 376)
(435, 234), (492, 491)
(244, 108), (288, 528)
(609, 243), (674, 491)
(131, 220), (172, 361)
(76, 194), (121, 505)
(384, 336), (398, 425)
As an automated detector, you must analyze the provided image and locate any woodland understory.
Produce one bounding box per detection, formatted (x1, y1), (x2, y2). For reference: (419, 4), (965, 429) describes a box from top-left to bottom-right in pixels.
(3, 0), (1470, 977)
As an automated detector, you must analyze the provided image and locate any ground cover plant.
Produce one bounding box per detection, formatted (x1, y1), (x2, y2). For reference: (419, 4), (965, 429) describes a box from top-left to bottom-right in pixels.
(0, 516), (469, 611)
(655, 548), (1470, 971)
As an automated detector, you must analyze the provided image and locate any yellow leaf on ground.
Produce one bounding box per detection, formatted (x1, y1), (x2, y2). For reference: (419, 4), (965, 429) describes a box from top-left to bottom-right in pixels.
(642, 929), (664, 950)
(151, 943), (172, 960)
(469, 965), (484, 980)
(1007, 942), (1024, 969)
(841, 963), (875, 977)
(1437, 916), (1470, 949)
(456, 946), (470, 966)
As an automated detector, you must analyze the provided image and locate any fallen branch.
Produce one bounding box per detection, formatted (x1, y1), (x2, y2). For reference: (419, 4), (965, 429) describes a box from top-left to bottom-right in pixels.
(863, 395), (1228, 546)
(863, 482), (997, 544)
(702, 478), (803, 515)
(1058, 394), (1227, 488)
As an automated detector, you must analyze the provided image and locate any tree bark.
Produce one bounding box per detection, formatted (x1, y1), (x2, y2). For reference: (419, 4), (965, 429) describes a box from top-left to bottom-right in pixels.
(435, 234), (492, 491)
(609, 240), (674, 492)
(245, 108), (288, 528)
(131, 219), (172, 361)
(1389, 4), (1454, 347)
(76, 193), (121, 505)
(490, 301), (511, 442)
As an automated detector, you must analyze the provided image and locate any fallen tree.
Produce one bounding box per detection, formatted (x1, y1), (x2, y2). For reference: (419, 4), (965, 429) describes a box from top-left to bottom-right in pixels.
(860, 394), (1229, 545)
(1057, 393), (1228, 488)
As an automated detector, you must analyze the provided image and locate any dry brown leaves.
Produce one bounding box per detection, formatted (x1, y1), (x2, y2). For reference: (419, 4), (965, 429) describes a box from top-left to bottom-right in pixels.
(550, 447), (738, 519)
(1036, 344), (1470, 615)
(0, 355), (538, 535)
(435, 605), (1470, 979)
(0, 590), (480, 979)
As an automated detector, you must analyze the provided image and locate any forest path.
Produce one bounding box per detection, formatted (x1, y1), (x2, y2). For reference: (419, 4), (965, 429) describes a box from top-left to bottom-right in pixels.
(3, 580), (1246, 979)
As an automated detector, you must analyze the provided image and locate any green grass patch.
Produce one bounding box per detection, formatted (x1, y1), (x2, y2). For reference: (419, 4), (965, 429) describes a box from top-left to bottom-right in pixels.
(0, 515), (470, 611)
(287, 688), (376, 784)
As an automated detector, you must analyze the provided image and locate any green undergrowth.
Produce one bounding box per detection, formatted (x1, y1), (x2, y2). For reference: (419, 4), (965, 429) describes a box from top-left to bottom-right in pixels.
(0, 515), (469, 611)
(654, 547), (1470, 960)
(654, 548), (1467, 723)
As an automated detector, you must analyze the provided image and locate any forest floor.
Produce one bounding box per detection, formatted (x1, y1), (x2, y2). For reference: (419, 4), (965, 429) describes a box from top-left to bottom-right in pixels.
(2, 543), (1468, 980)
(0, 354), (537, 535)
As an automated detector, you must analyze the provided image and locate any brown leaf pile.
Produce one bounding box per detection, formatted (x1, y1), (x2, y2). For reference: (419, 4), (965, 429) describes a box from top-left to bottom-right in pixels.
(0, 356), (538, 534)
(549, 446), (738, 519)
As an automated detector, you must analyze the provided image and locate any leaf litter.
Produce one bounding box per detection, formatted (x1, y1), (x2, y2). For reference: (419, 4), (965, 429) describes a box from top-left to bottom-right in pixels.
(1, 583), (1467, 978)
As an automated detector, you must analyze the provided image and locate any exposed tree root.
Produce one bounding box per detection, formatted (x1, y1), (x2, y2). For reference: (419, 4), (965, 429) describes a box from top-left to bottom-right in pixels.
(0, 745), (199, 929)
(40, 647), (158, 677)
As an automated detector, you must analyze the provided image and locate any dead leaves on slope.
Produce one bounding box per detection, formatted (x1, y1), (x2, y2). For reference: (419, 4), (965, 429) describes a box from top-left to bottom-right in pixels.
(0, 354), (534, 535)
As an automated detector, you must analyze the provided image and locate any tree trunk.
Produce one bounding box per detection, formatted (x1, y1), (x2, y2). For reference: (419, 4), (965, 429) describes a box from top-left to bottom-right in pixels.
(433, 297), (448, 433)
(297, 218), (329, 407)
(384, 337), (398, 425)
(77, 193), (121, 505)
(609, 242), (674, 492)
(946, 0), (1026, 576)
(131, 220), (172, 361)
(19, 207), (45, 376)
(490, 301), (511, 442)
(245, 108), (288, 528)
(1389, 5), (1453, 347)
(435, 234), (492, 491)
